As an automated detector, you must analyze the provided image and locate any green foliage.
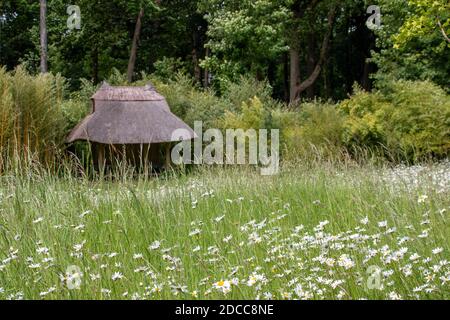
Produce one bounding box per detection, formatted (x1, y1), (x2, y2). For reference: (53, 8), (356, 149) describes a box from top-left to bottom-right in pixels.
(0, 0), (39, 70)
(221, 76), (275, 111)
(221, 96), (268, 130)
(59, 78), (96, 140)
(154, 74), (277, 129)
(153, 57), (188, 81)
(1, 66), (448, 170)
(2, 0), (448, 103)
(372, 0), (450, 91)
(393, 0), (450, 47)
(151, 73), (228, 128)
(200, 0), (290, 85)
(60, 99), (89, 135)
(273, 102), (345, 161)
(340, 81), (450, 161)
(70, 78), (98, 103)
(2, 0), (202, 88)
(106, 68), (129, 86)
(199, 0), (365, 99)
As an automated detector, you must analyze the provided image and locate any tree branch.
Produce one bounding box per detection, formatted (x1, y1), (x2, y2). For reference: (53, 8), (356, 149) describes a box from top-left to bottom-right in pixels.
(308, 0), (321, 10)
(437, 18), (450, 43)
(293, 5), (337, 99)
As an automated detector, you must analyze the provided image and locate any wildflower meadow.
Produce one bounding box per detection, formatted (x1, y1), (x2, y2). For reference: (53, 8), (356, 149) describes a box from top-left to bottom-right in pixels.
(1, 0), (449, 305)
(0, 162), (448, 300)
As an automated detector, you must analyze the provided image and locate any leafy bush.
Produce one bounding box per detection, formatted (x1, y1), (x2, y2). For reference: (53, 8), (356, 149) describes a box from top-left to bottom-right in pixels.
(153, 57), (188, 80)
(62, 78), (97, 132)
(221, 96), (268, 130)
(273, 102), (345, 161)
(221, 76), (275, 110)
(151, 73), (230, 128)
(61, 99), (89, 135)
(2, 66), (447, 171)
(106, 68), (128, 86)
(340, 81), (450, 161)
(154, 74), (278, 129)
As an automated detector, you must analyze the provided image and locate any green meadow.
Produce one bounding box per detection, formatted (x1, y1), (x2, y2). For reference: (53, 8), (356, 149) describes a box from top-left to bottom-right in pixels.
(0, 163), (448, 300)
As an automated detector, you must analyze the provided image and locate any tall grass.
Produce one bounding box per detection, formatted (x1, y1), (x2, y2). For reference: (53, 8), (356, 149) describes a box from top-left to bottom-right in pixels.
(0, 67), (67, 172)
(0, 162), (448, 300)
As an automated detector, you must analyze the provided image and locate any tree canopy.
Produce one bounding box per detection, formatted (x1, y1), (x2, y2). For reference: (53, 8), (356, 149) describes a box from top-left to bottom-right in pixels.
(1, 0), (448, 98)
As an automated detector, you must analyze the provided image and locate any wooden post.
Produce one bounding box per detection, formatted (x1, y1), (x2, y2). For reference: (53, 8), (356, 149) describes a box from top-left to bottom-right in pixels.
(97, 144), (105, 174)
(164, 143), (171, 169)
(143, 144), (150, 176)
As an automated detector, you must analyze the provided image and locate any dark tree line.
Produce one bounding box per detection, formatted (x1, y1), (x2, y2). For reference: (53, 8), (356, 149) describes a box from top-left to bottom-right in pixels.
(1, 0), (448, 100)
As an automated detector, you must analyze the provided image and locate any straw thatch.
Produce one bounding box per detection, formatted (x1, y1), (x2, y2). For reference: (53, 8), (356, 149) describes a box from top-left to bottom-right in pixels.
(67, 83), (196, 145)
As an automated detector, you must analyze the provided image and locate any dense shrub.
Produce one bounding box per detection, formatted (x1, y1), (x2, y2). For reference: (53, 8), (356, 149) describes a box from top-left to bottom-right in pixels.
(217, 94), (346, 162)
(151, 74), (230, 128)
(340, 81), (450, 161)
(61, 78), (97, 133)
(60, 99), (89, 135)
(70, 73), (449, 164)
(1, 67), (448, 171)
(220, 96), (270, 130)
(221, 76), (276, 111)
(273, 102), (345, 161)
(153, 57), (188, 80)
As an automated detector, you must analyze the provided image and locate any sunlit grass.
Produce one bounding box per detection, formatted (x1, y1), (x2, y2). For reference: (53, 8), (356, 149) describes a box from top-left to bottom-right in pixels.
(0, 162), (448, 300)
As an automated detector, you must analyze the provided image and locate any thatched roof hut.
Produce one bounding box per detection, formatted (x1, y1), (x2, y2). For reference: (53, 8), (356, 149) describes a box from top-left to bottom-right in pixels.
(67, 82), (196, 171)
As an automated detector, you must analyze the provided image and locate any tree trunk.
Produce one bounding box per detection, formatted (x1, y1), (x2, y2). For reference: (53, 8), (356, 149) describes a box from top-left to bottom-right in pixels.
(289, 47), (300, 102)
(345, 16), (353, 94)
(306, 31), (316, 99)
(39, 0), (48, 73)
(192, 48), (202, 83)
(204, 47), (210, 88)
(291, 5), (337, 101)
(289, 1), (302, 102)
(361, 29), (375, 91)
(192, 30), (202, 83)
(127, 7), (144, 83)
(324, 60), (332, 99)
(267, 61), (276, 89)
(91, 46), (99, 84)
(361, 59), (371, 90)
(437, 19), (450, 43)
(283, 52), (290, 102)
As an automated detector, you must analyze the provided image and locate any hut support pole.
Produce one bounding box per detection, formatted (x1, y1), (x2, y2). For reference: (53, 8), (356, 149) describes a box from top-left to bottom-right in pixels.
(164, 143), (171, 169)
(97, 144), (105, 174)
(143, 144), (150, 177)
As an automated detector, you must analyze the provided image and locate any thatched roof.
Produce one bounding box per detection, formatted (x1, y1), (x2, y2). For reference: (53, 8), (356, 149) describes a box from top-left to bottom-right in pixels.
(91, 83), (165, 101)
(67, 83), (196, 144)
